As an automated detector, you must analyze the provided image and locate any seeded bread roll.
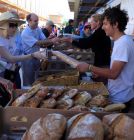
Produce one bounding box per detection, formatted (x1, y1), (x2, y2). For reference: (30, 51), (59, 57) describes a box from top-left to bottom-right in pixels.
(22, 113), (67, 140)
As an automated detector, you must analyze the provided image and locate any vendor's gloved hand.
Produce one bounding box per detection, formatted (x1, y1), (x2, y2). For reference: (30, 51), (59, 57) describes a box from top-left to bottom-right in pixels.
(31, 51), (47, 60)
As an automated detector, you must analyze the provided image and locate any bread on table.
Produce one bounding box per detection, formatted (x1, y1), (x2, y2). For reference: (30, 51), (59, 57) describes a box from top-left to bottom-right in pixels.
(88, 95), (109, 107)
(74, 91), (92, 106)
(40, 98), (56, 109)
(56, 98), (74, 110)
(103, 113), (134, 140)
(22, 113), (67, 140)
(66, 113), (104, 140)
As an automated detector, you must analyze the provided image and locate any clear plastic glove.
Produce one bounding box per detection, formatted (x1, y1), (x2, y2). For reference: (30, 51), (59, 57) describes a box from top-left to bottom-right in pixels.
(32, 51), (47, 60)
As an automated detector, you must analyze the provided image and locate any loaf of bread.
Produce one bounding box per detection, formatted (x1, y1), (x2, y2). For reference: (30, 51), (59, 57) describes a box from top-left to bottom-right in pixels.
(40, 98), (56, 109)
(74, 91), (92, 105)
(22, 113), (67, 140)
(56, 98), (74, 110)
(35, 87), (48, 98)
(88, 95), (109, 107)
(23, 96), (42, 108)
(66, 89), (78, 98)
(12, 84), (41, 107)
(66, 113), (104, 140)
(52, 51), (80, 68)
(103, 113), (134, 140)
(104, 103), (126, 112)
(51, 89), (63, 99)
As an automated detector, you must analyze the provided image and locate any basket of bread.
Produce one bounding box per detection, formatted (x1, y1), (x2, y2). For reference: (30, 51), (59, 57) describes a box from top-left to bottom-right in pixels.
(33, 70), (79, 86)
(10, 82), (126, 113)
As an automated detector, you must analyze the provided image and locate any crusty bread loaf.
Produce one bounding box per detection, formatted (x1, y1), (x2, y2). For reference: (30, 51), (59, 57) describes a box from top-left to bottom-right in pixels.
(89, 95), (109, 107)
(66, 89), (78, 98)
(22, 113), (67, 140)
(66, 113), (104, 140)
(56, 98), (74, 109)
(103, 113), (134, 140)
(23, 96), (42, 108)
(12, 84), (41, 107)
(40, 98), (56, 109)
(74, 91), (92, 105)
(104, 103), (126, 112)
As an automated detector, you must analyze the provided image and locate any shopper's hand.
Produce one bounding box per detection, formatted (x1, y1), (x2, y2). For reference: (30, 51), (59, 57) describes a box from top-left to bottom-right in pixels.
(77, 62), (89, 73)
(60, 37), (73, 43)
(48, 33), (56, 39)
(51, 37), (61, 45)
(32, 51), (47, 60)
(0, 77), (13, 90)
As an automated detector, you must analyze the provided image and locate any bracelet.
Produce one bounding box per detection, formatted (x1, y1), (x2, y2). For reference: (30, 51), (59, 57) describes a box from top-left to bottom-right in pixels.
(88, 64), (93, 72)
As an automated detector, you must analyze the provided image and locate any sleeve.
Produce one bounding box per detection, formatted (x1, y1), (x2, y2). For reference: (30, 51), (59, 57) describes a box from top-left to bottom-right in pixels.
(72, 33), (95, 49)
(113, 41), (129, 62)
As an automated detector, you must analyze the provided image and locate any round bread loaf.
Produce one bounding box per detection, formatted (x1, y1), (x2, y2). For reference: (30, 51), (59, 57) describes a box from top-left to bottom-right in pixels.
(66, 113), (104, 140)
(22, 113), (67, 140)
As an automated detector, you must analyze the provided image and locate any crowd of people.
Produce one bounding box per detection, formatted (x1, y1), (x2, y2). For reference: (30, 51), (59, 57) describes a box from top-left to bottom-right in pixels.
(0, 7), (134, 112)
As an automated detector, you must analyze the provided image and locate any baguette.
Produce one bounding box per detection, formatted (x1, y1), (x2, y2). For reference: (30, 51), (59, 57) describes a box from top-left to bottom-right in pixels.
(52, 51), (80, 68)
(104, 103), (126, 112)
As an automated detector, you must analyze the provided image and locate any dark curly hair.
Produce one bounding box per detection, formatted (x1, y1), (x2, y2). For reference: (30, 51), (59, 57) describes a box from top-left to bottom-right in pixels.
(102, 7), (128, 32)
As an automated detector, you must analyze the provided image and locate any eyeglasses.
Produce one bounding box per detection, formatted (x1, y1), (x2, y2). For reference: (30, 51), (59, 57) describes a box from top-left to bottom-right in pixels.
(9, 23), (18, 28)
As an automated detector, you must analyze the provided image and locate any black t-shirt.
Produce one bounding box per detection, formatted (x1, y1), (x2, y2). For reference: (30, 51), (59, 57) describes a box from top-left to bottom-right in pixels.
(42, 28), (50, 38)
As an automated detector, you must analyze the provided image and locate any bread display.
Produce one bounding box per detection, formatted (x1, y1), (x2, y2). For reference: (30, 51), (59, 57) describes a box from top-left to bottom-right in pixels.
(22, 113), (67, 140)
(19, 112), (134, 140)
(33, 70), (79, 86)
(11, 85), (125, 112)
(66, 113), (104, 140)
(103, 113), (134, 140)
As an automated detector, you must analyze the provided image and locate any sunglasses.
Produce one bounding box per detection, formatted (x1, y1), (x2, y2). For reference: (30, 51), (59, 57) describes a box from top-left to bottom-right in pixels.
(9, 23), (18, 28)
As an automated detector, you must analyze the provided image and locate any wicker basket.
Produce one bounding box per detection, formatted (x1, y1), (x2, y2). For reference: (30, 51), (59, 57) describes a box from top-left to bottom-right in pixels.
(69, 82), (109, 96)
(34, 70), (79, 86)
